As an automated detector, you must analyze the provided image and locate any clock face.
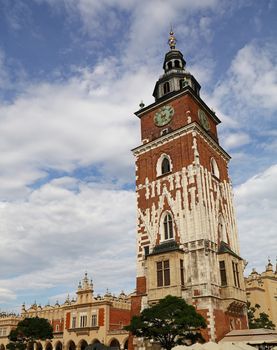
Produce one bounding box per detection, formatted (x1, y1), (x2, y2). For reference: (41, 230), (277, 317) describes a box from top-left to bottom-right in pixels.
(154, 105), (174, 127)
(198, 109), (210, 131)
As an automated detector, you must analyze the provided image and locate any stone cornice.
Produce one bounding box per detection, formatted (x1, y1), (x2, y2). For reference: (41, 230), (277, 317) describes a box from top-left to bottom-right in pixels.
(132, 122), (231, 162)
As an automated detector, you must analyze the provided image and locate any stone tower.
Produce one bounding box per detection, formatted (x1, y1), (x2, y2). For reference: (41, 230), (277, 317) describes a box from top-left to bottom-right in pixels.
(131, 31), (247, 342)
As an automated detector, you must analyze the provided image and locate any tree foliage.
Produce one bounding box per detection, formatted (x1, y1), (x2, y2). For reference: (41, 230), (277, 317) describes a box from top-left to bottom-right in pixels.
(247, 302), (276, 330)
(7, 317), (53, 350)
(125, 295), (206, 350)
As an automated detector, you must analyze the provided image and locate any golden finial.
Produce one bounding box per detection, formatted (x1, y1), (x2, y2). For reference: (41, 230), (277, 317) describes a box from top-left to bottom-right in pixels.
(168, 26), (176, 50)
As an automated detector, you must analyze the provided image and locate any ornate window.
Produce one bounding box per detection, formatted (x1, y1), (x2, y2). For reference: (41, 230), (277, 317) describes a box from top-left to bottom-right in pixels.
(156, 154), (172, 177)
(163, 212), (173, 240)
(157, 260), (170, 287)
(211, 157), (220, 178)
(163, 81), (170, 94)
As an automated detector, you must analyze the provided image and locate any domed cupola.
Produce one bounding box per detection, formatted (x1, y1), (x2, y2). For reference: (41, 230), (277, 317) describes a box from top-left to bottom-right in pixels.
(153, 30), (201, 101)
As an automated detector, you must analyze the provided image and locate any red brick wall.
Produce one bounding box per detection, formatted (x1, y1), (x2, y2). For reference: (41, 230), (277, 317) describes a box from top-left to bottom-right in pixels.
(130, 295), (142, 316)
(52, 318), (64, 333)
(129, 295), (143, 350)
(214, 309), (229, 341)
(109, 308), (131, 331)
(196, 308), (210, 342)
(98, 308), (105, 327)
(65, 312), (70, 329)
(136, 276), (146, 294)
(214, 309), (248, 341)
(139, 93), (218, 143)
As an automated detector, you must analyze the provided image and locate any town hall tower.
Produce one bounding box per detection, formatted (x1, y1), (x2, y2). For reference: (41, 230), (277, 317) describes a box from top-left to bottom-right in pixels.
(131, 31), (247, 342)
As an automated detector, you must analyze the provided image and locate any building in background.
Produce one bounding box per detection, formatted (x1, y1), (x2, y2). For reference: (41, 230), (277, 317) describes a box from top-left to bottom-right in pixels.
(0, 313), (21, 350)
(131, 31), (247, 343)
(245, 260), (277, 328)
(0, 273), (131, 350)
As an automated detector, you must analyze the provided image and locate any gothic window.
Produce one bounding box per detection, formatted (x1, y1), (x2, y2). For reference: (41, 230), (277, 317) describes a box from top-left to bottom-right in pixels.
(232, 261), (240, 288)
(219, 261), (227, 286)
(174, 60), (180, 68)
(156, 154), (172, 177)
(163, 81), (170, 94)
(163, 212), (173, 240)
(157, 260), (170, 287)
(211, 157), (220, 178)
(180, 259), (185, 286)
(161, 157), (170, 174)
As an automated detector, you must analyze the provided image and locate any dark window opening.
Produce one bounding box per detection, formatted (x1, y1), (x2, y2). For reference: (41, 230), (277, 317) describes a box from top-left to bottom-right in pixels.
(161, 128), (168, 136)
(174, 60), (180, 68)
(161, 157), (170, 174)
(167, 61), (173, 70)
(232, 261), (240, 288)
(179, 79), (184, 89)
(144, 246), (149, 256)
(180, 259), (185, 286)
(219, 261), (227, 286)
(163, 213), (173, 240)
(157, 260), (170, 287)
(163, 82), (170, 94)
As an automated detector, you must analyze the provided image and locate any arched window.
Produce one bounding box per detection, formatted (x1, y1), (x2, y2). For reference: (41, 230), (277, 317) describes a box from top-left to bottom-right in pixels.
(163, 82), (170, 94)
(211, 157), (220, 178)
(167, 61), (173, 70)
(163, 213), (173, 240)
(161, 157), (170, 174)
(156, 154), (172, 177)
(174, 60), (180, 68)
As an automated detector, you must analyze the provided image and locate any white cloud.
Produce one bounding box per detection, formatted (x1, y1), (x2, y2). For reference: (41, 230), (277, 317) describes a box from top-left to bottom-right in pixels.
(0, 288), (16, 304)
(213, 42), (277, 119)
(234, 164), (277, 274)
(0, 58), (158, 199)
(221, 132), (251, 149)
(0, 177), (136, 305)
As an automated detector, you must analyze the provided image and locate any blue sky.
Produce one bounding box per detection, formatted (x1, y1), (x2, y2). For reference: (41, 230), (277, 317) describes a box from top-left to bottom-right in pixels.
(0, 0), (276, 312)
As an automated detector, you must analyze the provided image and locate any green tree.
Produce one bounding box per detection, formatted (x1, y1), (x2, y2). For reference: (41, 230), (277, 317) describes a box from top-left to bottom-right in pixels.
(7, 317), (53, 350)
(125, 295), (206, 350)
(247, 302), (275, 330)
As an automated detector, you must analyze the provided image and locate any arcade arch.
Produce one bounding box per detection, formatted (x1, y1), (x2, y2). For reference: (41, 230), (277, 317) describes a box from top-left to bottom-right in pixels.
(109, 339), (120, 350)
(66, 340), (76, 350)
(78, 340), (88, 350)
